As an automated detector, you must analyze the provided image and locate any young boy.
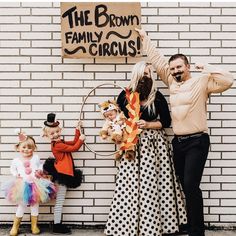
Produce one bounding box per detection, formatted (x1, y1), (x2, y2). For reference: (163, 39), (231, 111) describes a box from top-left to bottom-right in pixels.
(43, 113), (85, 234)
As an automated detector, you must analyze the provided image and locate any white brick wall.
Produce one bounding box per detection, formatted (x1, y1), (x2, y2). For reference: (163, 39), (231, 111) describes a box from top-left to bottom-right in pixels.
(0, 2), (235, 228)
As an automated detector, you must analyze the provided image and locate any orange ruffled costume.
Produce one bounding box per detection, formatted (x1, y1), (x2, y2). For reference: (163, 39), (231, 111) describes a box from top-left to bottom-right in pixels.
(118, 89), (142, 160)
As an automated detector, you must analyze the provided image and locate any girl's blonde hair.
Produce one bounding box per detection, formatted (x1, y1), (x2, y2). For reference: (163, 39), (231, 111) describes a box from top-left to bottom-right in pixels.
(15, 136), (37, 151)
(127, 61), (156, 114)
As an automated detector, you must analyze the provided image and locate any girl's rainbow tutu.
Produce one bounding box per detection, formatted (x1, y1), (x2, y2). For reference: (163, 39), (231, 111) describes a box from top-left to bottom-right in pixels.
(2, 177), (57, 206)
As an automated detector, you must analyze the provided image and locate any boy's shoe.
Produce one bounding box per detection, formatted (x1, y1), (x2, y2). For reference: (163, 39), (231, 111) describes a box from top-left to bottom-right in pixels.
(52, 223), (72, 235)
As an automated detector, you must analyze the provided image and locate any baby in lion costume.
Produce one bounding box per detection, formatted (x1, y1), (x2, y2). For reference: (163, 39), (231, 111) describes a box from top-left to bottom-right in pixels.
(99, 91), (141, 160)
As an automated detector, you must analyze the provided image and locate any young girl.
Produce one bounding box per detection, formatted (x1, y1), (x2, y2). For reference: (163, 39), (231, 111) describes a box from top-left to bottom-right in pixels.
(42, 113), (85, 234)
(2, 129), (57, 236)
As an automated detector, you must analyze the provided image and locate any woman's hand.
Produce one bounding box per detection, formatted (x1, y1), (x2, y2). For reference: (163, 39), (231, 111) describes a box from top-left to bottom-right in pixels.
(137, 120), (163, 130)
(136, 119), (149, 129)
(135, 27), (147, 40)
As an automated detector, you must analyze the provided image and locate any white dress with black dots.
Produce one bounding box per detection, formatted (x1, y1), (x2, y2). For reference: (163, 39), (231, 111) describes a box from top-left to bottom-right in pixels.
(105, 129), (187, 236)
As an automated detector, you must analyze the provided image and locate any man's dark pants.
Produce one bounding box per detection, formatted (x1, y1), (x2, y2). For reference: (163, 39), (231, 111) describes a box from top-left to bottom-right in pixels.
(172, 133), (210, 236)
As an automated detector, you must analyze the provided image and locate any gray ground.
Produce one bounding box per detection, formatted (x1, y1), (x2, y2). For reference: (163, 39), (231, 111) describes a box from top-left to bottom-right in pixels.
(0, 227), (236, 236)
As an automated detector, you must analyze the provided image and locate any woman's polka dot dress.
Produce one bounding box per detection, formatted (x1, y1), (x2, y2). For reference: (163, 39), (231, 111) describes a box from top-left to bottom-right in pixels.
(105, 129), (187, 236)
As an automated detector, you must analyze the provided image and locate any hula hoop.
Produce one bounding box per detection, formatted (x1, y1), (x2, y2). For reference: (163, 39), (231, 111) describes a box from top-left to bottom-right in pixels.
(79, 83), (126, 156)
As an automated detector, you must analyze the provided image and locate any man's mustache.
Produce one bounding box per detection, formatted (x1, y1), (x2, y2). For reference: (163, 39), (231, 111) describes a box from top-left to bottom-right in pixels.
(173, 71), (184, 82)
(173, 71), (183, 77)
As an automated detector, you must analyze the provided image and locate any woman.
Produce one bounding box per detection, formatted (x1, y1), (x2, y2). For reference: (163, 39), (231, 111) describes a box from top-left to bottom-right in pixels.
(105, 61), (187, 236)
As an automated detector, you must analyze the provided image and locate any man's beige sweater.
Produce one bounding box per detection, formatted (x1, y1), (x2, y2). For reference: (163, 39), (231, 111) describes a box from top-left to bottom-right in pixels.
(143, 36), (234, 135)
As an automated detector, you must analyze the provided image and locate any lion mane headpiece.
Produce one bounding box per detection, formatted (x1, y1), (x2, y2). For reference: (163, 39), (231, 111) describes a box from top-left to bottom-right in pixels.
(99, 100), (120, 116)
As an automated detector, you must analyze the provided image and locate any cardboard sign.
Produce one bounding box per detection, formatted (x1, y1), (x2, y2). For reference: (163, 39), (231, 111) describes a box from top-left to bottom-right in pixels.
(61, 2), (141, 58)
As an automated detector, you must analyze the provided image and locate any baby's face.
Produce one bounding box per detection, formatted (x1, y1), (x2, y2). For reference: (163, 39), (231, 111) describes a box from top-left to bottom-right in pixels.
(104, 110), (117, 121)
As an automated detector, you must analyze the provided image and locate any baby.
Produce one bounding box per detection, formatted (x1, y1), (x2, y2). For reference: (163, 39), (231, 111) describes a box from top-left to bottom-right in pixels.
(99, 100), (137, 160)
(99, 100), (126, 144)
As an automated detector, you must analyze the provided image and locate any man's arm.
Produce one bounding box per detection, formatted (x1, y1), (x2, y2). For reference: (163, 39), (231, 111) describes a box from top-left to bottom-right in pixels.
(136, 28), (172, 87)
(196, 63), (234, 93)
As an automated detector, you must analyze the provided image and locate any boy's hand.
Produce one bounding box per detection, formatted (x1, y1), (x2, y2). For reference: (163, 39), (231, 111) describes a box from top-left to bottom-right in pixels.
(76, 120), (83, 130)
(79, 134), (86, 141)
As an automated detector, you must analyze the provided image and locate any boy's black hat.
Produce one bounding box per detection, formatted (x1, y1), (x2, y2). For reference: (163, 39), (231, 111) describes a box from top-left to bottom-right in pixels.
(44, 113), (60, 127)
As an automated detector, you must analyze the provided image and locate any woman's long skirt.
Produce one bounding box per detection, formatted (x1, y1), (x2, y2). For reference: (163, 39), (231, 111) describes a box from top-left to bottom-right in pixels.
(105, 129), (187, 236)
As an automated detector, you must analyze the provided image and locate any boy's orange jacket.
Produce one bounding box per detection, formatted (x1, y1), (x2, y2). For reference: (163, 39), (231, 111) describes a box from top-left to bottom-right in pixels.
(51, 129), (83, 176)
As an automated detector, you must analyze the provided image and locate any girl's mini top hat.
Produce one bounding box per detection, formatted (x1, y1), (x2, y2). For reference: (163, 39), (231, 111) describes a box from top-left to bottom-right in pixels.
(44, 113), (60, 127)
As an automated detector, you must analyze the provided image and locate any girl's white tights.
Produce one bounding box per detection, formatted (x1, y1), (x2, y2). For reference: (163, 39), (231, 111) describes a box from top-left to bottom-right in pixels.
(16, 203), (39, 217)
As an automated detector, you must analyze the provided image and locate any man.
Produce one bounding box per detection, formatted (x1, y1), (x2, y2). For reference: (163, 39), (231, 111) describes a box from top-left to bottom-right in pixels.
(136, 28), (234, 236)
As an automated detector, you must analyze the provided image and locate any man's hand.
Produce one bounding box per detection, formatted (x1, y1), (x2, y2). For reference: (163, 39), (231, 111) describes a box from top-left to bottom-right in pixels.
(135, 27), (147, 40)
(195, 63), (204, 71)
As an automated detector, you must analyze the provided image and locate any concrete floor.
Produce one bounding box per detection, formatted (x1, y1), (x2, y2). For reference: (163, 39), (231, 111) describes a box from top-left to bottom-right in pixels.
(0, 227), (236, 236)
